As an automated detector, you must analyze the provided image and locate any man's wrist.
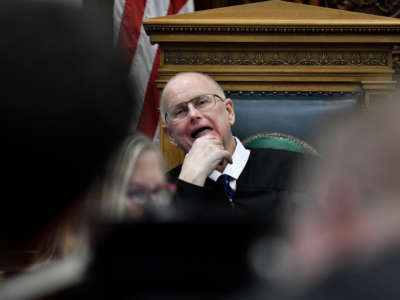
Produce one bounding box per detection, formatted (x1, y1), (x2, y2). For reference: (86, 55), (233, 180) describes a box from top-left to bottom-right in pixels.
(178, 170), (206, 187)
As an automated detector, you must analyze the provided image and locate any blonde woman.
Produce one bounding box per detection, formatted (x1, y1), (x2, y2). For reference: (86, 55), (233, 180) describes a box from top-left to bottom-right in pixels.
(101, 133), (175, 220)
(30, 134), (173, 268)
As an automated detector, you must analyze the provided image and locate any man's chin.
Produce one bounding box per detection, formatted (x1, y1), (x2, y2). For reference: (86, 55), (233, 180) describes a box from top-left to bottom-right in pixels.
(178, 142), (191, 153)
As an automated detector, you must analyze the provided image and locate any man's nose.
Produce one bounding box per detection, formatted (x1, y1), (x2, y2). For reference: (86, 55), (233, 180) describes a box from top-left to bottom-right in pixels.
(187, 103), (202, 119)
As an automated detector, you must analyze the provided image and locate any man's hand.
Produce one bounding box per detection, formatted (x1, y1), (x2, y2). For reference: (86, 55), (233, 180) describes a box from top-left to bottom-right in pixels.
(178, 135), (232, 186)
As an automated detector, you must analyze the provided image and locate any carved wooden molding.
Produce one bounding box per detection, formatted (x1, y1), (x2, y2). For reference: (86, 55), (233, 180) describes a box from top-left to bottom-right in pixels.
(392, 49), (400, 72)
(145, 24), (400, 34)
(164, 50), (388, 66)
(225, 91), (360, 97)
(324, 0), (400, 18)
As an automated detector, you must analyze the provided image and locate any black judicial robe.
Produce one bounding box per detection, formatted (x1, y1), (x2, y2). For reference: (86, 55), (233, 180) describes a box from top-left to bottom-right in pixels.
(168, 148), (315, 232)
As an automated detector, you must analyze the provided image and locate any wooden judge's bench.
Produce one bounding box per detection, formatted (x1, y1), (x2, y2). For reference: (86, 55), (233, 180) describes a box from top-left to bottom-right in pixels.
(143, 0), (400, 170)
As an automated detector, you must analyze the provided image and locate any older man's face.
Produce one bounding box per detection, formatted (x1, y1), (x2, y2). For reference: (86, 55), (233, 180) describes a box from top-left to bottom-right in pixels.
(162, 74), (235, 153)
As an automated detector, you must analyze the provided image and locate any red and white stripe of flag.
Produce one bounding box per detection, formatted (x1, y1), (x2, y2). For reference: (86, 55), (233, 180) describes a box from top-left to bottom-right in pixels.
(114, 0), (194, 140)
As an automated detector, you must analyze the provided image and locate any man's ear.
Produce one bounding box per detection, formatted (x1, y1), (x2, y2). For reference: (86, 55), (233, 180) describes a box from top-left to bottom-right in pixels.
(162, 124), (178, 147)
(225, 98), (235, 126)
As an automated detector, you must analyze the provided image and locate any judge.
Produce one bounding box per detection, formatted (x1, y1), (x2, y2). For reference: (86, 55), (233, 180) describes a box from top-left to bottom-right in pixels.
(161, 72), (315, 228)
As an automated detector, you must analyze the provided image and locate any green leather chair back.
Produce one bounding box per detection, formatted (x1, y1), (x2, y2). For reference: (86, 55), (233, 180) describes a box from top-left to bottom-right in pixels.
(242, 132), (319, 155)
(230, 91), (360, 145)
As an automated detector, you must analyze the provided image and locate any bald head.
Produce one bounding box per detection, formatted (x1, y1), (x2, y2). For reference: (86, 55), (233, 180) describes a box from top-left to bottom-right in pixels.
(160, 72), (235, 154)
(160, 72), (225, 123)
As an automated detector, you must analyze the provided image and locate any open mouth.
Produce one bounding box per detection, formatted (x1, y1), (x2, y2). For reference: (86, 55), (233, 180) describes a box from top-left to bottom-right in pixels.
(191, 126), (212, 139)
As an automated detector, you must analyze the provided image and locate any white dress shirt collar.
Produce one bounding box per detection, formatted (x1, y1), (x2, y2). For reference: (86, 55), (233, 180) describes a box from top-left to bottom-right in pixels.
(209, 137), (250, 183)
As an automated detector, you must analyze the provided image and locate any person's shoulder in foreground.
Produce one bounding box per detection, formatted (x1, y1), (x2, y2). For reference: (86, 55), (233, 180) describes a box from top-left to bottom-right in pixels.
(0, 0), (133, 299)
(259, 102), (400, 300)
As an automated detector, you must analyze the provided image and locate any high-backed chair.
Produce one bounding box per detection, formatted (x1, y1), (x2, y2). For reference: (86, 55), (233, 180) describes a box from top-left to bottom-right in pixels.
(230, 91), (360, 145)
(143, 0), (400, 170)
(242, 132), (319, 155)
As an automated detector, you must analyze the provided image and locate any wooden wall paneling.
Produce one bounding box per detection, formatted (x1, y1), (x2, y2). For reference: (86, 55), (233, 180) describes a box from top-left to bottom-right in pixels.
(144, 0), (400, 169)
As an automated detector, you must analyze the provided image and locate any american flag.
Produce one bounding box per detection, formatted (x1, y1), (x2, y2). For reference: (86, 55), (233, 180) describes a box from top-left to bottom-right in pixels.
(114, 0), (194, 140)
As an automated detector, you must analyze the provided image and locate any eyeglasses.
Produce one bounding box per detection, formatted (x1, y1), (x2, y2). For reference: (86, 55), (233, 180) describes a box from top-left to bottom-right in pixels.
(165, 94), (225, 124)
(126, 183), (176, 207)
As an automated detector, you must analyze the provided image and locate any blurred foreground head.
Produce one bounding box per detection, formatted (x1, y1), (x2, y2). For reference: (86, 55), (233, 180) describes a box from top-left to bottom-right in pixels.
(0, 1), (133, 252)
(264, 100), (400, 290)
(100, 133), (175, 221)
